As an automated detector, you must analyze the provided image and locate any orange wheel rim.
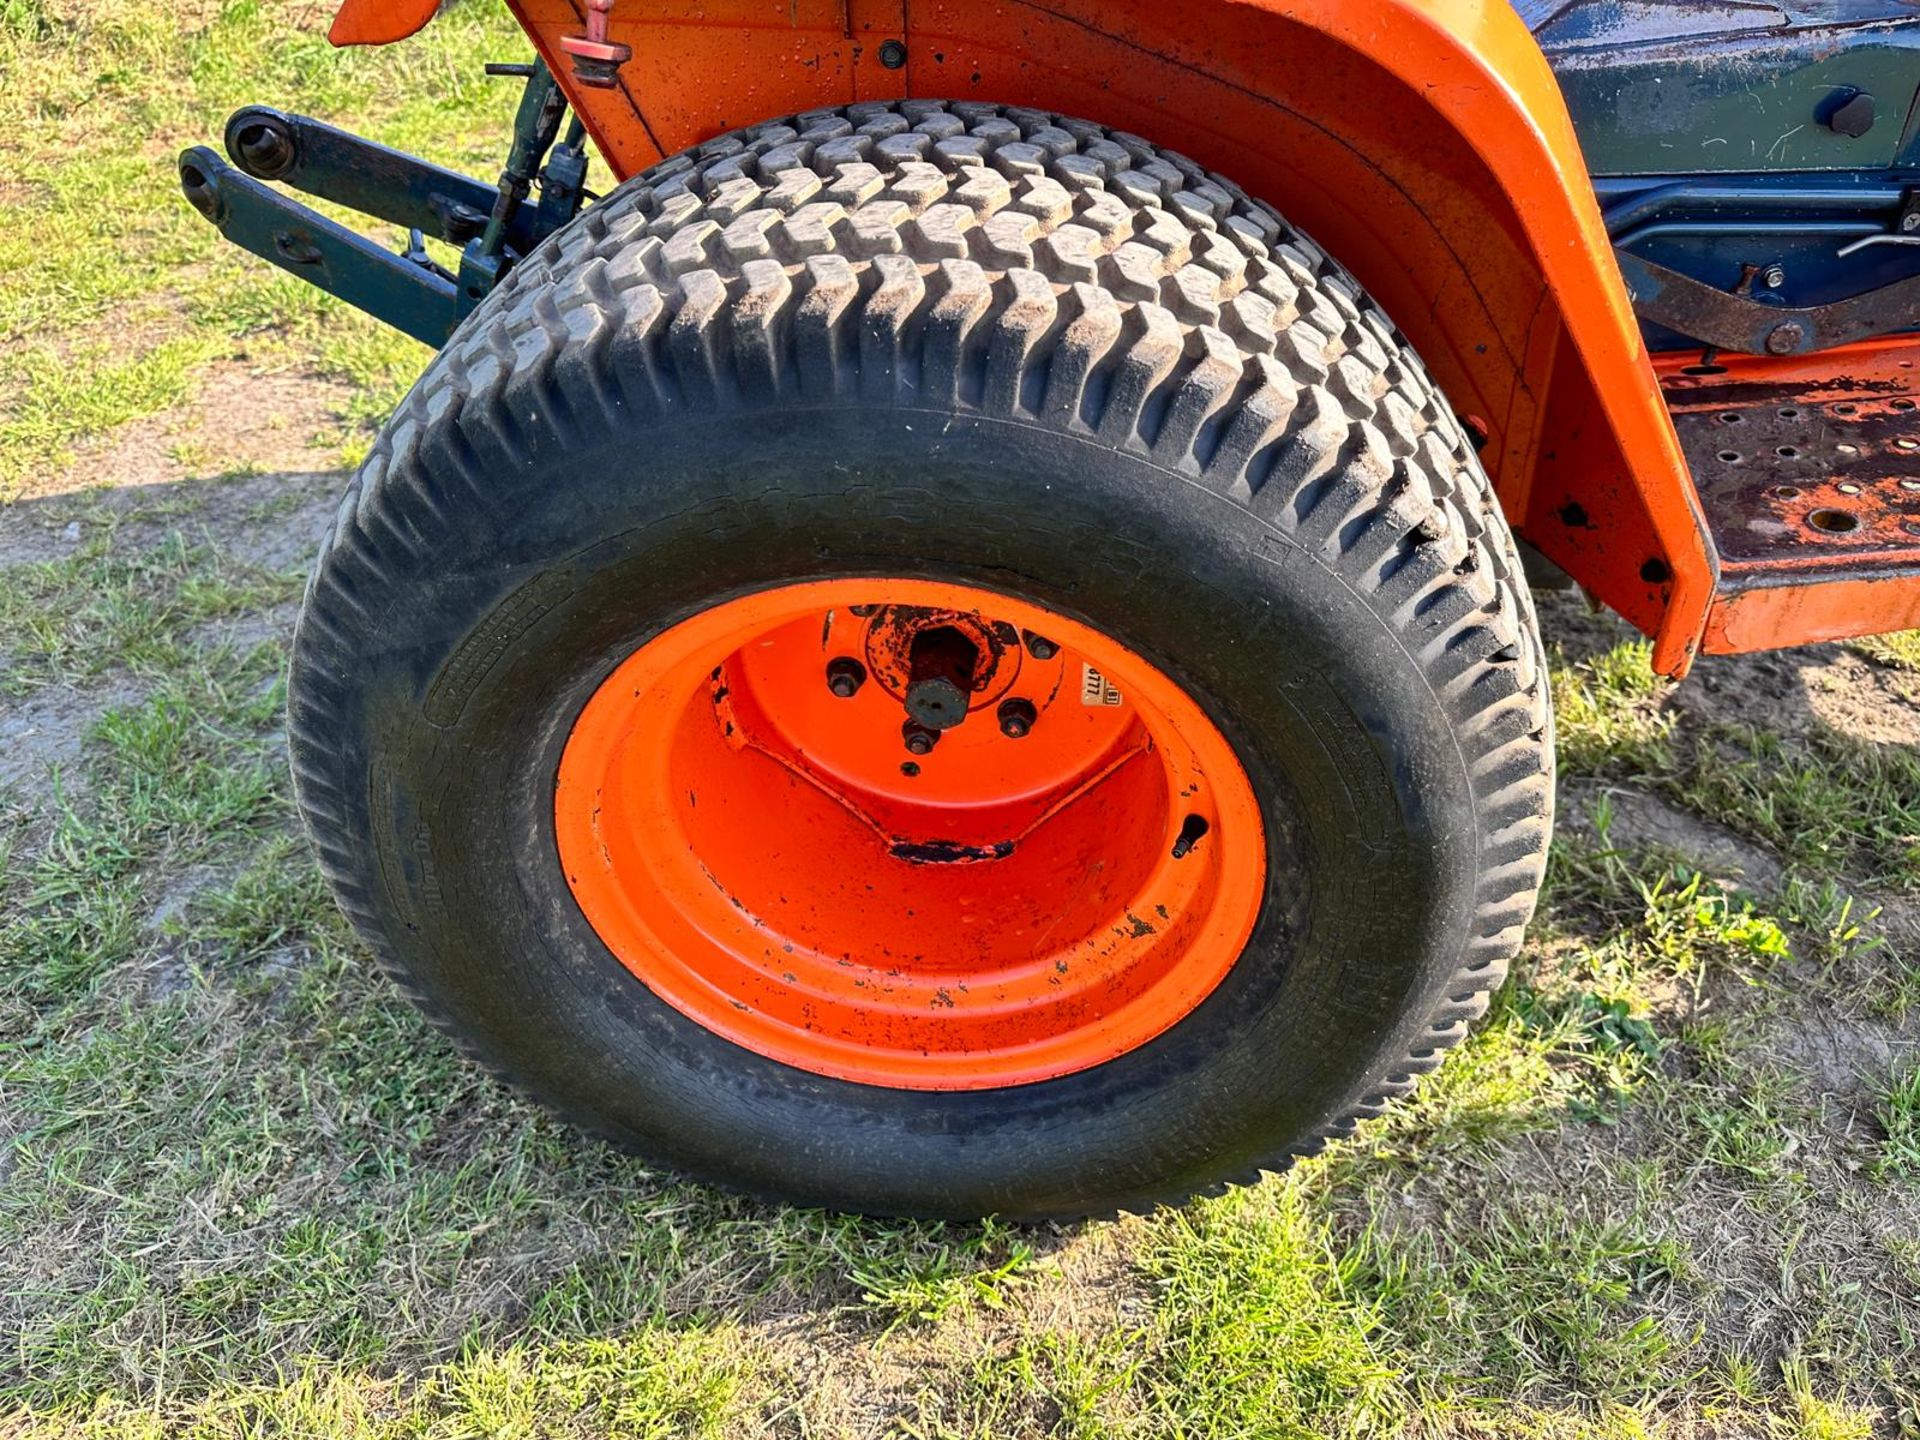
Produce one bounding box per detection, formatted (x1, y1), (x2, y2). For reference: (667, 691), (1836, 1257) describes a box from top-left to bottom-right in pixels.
(555, 580), (1265, 1090)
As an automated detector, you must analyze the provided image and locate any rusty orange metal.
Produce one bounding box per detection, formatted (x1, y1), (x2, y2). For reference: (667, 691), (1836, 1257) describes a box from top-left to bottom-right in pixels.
(553, 579), (1266, 1089)
(327, 0), (438, 46)
(329, 0), (1726, 672)
(1659, 337), (1920, 655)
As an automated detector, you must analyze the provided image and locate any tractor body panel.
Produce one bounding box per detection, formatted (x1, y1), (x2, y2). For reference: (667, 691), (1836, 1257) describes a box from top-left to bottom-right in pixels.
(1535, 0), (1920, 176)
(297, 0), (1920, 671)
(329, 0), (439, 46)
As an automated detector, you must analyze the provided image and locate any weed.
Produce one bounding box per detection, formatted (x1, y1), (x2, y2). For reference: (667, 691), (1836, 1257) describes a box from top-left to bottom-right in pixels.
(1874, 1065), (1920, 1178)
(1848, 630), (1920, 672)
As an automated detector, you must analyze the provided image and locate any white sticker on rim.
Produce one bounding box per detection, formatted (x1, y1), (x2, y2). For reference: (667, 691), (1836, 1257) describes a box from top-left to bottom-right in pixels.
(1080, 664), (1123, 707)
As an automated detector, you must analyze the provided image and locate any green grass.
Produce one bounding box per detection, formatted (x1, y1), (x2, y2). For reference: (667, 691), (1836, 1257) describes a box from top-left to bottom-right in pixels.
(1875, 1065), (1920, 1178)
(0, 0), (527, 499)
(1848, 630), (1920, 672)
(3, 533), (1917, 1434)
(1550, 637), (1676, 778)
(1676, 725), (1920, 888)
(2, 6), (1920, 1435)
(1553, 636), (1920, 888)
(0, 523), (298, 694)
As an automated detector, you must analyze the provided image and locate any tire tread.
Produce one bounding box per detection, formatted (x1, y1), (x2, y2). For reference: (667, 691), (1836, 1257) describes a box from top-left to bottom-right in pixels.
(290, 101), (1554, 1218)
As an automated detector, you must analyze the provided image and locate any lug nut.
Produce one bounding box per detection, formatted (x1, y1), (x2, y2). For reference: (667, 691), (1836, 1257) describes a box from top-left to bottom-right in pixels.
(903, 722), (939, 756)
(1022, 630), (1059, 660)
(825, 656), (867, 698)
(997, 697), (1037, 738)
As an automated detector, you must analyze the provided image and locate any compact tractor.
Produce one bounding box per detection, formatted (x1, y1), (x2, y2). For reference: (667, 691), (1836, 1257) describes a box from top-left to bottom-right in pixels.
(179, 0), (1920, 1218)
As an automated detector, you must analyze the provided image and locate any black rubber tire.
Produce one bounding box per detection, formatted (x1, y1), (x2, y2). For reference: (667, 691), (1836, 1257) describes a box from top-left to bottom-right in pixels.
(289, 100), (1553, 1220)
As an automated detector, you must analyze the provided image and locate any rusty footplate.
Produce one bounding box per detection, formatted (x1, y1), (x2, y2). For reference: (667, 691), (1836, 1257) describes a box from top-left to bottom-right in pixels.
(1664, 340), (1920, 580)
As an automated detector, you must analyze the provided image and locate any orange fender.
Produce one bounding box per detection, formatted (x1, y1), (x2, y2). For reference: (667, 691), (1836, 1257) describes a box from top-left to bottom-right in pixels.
(328, 0), (439, 46)
(333, 0), (1715, 674)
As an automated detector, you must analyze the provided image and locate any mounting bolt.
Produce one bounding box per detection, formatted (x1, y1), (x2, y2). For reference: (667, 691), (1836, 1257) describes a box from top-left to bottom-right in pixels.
(1021, 630), (1058, 660)
(1902, 211), (1920, 234)
(1760, 264), (1786, 290)
(878, 39), (908, 68)
(1765, 321), (1806, 355)
(825, 656), (866, 698)
(997, 697), (1037, 739)
(902, 722), (939, 756)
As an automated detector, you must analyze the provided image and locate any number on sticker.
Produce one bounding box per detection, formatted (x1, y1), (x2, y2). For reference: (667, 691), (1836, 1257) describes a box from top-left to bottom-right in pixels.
(1080, 665), (1123, 706)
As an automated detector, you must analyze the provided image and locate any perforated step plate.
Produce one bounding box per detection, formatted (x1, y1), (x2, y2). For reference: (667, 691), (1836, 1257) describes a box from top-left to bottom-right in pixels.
(1664, 340), (1920, 582)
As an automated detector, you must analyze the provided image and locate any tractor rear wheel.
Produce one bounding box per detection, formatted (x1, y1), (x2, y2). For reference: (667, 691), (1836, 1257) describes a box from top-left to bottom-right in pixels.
(288, 101), (1552, 1219)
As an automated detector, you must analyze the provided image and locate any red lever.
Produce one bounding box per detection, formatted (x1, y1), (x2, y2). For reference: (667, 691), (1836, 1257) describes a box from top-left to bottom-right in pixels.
(558, 0), (630, 88)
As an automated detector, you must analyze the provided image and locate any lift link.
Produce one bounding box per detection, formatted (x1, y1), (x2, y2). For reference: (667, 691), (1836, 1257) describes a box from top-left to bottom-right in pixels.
(179, 149), (461, 348)
(177, 60), (586, 347)
(222, 106), (502, 248)
(458, 58), (572, 315)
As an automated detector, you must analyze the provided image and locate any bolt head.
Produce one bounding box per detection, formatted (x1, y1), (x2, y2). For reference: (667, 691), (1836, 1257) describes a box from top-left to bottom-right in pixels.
(903, 725), (937, 756)
(1902, 211), (1920, 234)
(1022, 630), (1059, 661)
(1761, 265), (1786, 290)
(997, 697), (1037, 739)
(1765, 321), (1806, 356)
(878, 38), (907, 68)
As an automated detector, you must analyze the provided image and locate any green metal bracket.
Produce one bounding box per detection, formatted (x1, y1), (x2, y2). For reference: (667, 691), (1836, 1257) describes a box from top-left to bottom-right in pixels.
(180, 147), (461, 348)
(456, 58), (572, 319)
